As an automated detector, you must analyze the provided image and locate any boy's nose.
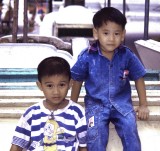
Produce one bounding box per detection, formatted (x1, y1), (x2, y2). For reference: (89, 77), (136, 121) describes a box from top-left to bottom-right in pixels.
(53, 87), (59, 94)
(109, 34), (114, 41)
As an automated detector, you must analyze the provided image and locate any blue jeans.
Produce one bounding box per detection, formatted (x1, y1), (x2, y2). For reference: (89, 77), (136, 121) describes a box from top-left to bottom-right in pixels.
(85, 100), (141, 151)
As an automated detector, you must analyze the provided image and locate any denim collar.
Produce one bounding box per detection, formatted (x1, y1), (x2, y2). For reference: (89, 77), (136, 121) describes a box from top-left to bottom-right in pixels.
(88, 40), (124, 55)
(88, 40), (99, 53)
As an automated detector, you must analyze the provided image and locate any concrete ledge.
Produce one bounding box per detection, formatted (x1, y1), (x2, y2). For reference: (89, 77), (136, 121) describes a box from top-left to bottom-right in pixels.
(0, 109), (24, 118)
(1, 118), (160, 151)
(0, 106), (159, 120)
(0, 89), (159, 98)
(1, 97), (160, 107)
(0, 81), (159, 119)
(107, 120), (160, 151)
(0, 99), (160, 120)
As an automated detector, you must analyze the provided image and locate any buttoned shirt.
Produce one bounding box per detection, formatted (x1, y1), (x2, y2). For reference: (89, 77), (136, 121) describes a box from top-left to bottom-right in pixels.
(71, 41), (146, 116)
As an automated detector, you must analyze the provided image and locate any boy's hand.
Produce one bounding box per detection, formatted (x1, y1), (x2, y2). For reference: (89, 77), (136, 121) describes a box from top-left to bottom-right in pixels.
(135, 105), (150, 120)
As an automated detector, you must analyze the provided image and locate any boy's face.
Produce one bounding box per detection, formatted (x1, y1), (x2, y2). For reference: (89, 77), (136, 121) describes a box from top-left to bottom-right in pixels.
(93, 21), (125, 56)
(37, 74), (71, 108)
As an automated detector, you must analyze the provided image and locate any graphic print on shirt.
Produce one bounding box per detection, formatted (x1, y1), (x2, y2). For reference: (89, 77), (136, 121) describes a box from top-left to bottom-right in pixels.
(88, 116), (94, 128)
(43, 118), (64, 151)
(122, 70), (129, 80)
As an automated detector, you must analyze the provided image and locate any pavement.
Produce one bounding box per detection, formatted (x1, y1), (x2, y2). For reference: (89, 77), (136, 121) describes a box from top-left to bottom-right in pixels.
(0, 118), (18, 151)
(1, 118), (160, 151)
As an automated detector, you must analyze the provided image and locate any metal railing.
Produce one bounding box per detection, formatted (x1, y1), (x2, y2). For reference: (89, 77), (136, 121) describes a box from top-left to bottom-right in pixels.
(103, 0), (150, 40)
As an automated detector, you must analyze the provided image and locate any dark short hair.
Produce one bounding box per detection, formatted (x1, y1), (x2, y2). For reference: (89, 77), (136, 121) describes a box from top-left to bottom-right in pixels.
(93, 7), (127, 29)
(37, 56), (71, 82)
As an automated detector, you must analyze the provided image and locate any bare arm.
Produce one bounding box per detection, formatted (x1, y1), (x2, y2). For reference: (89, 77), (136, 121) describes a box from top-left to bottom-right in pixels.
(79, 147), (87, 151)
(134, 77), (150, 120)
(10, 144), (23, 151)
(71, 80), (83, 102)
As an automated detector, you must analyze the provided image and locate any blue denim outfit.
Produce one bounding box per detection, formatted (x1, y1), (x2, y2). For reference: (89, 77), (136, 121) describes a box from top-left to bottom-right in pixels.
(71, 41), (146, 151)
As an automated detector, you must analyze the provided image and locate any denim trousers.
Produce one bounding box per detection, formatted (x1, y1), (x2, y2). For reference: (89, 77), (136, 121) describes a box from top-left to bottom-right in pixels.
(85, 100), (141, 151)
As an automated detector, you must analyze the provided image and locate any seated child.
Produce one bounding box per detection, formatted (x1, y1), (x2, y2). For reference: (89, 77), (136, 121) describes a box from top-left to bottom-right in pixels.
(10, 56), (87, 151)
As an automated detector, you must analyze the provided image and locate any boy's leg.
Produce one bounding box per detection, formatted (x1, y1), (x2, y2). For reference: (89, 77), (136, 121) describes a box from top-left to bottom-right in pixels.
(111, 107), (141, 151)
(85, 100), (110, 151)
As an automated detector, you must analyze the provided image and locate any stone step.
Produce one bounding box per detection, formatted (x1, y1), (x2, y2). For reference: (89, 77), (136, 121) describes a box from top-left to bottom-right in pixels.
(77, 97), (160, 106)
(0, 107), (26, 118)
(0, 81), (159, 119)
(0, 97), (160, 107)
(0, 106), (159, 120)
(1, 81), (159, 85)
(0, 89), (159, 99)
(130, 81), (160, 90)
(0, 98), (159, 119)
(0, 81), (159, 90)
(0, 99), (42, 107)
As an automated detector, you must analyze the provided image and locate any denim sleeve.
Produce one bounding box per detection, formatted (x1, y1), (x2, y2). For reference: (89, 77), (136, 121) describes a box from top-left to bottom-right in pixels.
(127, 50), (146, 80)
(71, 50), (89, 81)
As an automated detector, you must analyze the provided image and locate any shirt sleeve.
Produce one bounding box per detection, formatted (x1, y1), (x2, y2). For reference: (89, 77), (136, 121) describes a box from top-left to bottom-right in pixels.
(71, 50), (89, 81)
(75, 105), (87, 147)
(11, 109), (32, 149)
(127, 49), (146, 80)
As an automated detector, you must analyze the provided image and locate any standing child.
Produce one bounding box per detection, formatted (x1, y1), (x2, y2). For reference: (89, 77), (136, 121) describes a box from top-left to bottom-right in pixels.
(71, 7), (149, 151)
(10, 56), (87, 151)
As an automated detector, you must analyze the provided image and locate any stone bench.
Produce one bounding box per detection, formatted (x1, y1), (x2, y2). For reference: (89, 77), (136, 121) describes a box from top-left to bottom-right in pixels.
(0, 81), (159, 151)
(135, 39), (160, 70)
(0, 81), (159, 120)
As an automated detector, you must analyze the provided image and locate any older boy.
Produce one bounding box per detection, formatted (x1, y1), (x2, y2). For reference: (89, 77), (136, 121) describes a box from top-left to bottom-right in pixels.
(71, 7), (149, 151)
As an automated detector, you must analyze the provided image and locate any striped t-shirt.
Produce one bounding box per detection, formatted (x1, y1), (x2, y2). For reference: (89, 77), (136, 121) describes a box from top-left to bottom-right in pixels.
(11, 100), (87, 151)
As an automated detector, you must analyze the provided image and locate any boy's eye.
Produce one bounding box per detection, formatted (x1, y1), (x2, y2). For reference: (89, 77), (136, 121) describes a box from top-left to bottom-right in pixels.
(115, 32), (120, 35)
(46, 84), (53, 88)
(104, 32), (109, 35)
(59, 83), (66, 87)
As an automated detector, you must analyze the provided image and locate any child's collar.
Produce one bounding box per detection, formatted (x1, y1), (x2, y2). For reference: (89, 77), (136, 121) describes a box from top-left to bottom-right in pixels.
(88, 40), (99, 53)
(88, 40), (124, 53)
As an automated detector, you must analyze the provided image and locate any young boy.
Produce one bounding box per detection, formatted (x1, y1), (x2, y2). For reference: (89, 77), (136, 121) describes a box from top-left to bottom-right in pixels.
(71, 7), (150, 151)
(10, 57), (87, 151)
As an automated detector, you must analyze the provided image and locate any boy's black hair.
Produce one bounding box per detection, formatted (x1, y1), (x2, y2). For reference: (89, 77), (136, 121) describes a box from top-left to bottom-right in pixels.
(37, 56), (71, 82)
(93, 7), (127, 29)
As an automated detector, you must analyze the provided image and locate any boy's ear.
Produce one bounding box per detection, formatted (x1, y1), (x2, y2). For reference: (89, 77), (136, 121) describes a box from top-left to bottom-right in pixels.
(93, 28), (98, 40)
(122, 29), (126, 42)
(69, 79), (73, 89)
(36, 81), (42, 91)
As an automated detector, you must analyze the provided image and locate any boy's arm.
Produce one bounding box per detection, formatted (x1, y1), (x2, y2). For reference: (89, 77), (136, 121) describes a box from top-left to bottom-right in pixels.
(71, 80), (83, 102)
(134, 77), (150, 120)
(10, 144), (23, 151)
(79, 147), (88, 151)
